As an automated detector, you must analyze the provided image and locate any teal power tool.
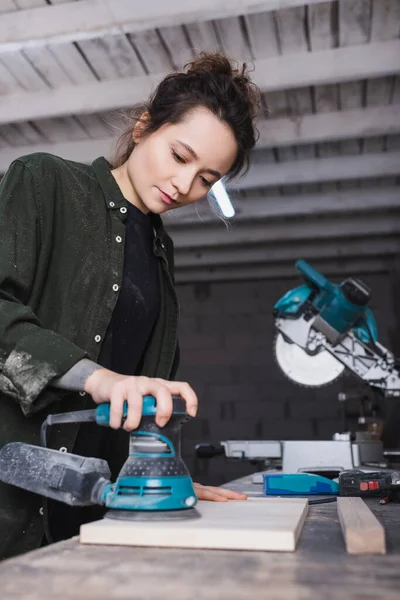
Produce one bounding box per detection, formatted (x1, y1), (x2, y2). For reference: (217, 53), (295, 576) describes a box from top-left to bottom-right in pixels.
(273, 259), (400, 394)
(264, 471), (400, 503)
(264, 473), (339, 496)
(0, 395), (199, 522)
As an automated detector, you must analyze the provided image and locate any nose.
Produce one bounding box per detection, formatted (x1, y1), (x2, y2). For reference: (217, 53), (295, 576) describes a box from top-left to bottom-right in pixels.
(172, 168), (195, 198)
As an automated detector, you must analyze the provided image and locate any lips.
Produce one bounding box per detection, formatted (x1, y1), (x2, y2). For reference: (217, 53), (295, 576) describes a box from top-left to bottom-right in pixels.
(159, 189), (177, 206)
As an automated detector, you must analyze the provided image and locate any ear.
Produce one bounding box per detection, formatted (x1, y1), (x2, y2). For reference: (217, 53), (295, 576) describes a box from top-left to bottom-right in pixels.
(132, 112), (150, 144)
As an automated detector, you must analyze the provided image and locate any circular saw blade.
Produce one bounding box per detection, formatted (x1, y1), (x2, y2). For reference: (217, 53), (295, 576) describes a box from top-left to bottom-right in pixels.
(274, 332), (345, 387)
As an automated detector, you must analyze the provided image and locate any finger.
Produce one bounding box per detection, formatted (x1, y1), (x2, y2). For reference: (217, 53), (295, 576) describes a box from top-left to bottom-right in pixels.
(194, 484), (228, 502)
(123, 384), (143, 432)
(139, 380), (173, 427)
(109, 385), (126, 429)
(202, 486), (248, 500)
(156, 380), (198, 417)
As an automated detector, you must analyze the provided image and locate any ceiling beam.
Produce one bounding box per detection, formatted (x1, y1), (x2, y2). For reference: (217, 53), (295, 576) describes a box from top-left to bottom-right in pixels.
(164, 187), (400, 227)
(229, 152), (400, 189)
(0, 0), (335, 53)
(257, 104), (400, 148)
(174, 237), (400, 269)
(0, 41), (399, 124)
(1, 104), (399, 171)
(174, 257), (395, 283)
(170, 214), (400, 249)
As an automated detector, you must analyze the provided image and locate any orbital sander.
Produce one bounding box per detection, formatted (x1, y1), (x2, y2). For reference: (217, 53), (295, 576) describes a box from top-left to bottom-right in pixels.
(0, 395), (200, 523)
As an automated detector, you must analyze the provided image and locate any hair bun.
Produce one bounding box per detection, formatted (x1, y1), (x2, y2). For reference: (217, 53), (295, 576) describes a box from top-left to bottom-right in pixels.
(185, 52), (234, 77)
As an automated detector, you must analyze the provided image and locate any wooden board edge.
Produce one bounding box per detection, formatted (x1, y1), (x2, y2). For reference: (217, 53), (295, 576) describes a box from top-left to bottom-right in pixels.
(337, 497), (386, 555)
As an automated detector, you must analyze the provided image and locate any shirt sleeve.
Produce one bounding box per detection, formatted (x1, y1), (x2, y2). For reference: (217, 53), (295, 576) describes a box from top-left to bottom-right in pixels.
(0, 160), (87, 416)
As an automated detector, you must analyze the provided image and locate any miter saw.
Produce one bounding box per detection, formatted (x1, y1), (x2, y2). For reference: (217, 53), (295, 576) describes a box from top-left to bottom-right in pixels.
(274, 259), (400, 395)
(200, 260), (400, 480)
(0, 396), (200, 528)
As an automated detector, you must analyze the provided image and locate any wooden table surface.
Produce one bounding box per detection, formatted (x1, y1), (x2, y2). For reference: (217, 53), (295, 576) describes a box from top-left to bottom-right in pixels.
(1, 475), (400, 600)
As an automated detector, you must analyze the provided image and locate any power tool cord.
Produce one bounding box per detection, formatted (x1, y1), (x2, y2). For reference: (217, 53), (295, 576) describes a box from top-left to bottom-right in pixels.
(308, 497), (337, 505)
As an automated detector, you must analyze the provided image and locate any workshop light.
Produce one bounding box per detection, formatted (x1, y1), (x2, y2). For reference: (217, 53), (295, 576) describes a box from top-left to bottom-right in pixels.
(211, 179), (235, 219)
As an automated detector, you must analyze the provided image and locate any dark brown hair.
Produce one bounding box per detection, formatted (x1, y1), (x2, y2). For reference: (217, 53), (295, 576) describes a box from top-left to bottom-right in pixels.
(112, 52), (261, 180)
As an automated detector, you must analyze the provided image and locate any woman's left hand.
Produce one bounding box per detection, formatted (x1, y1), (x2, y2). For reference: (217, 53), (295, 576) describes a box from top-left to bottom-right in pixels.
(193, 482), (247, 502)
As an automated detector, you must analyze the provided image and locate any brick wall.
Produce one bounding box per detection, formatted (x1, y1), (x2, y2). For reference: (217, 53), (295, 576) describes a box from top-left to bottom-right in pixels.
(175, 272), (398, 486)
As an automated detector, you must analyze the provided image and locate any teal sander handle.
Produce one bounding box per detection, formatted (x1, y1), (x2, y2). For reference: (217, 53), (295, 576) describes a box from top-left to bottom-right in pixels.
(264, 473), (340, 495)
(95, 395), (187, 426)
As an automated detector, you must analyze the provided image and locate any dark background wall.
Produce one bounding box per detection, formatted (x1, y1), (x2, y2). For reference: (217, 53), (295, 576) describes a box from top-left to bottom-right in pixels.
(175, 271), (400, 486)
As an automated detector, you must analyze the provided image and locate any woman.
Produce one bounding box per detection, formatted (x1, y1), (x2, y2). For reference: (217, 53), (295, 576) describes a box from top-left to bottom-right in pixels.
(0, 52), (260, 558)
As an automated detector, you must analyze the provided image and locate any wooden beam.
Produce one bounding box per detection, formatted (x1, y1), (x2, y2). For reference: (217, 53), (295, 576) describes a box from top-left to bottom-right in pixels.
(337, 497), (386, 555)
(0, 138), (115, 174)
(0, 0), (333, 53)
(1, 105), (399, 170)
(165, 188), (400, 227)
(174, 237), (400, 269)
(170, 214), (400, 250)
(0, 41), (399, 124)
(229, 152), (400, 189)
(174, 257), (394, 283)
(257, 104), (400, 148)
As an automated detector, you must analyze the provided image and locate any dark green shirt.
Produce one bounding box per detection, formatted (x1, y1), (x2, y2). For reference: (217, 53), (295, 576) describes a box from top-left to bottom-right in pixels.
(0, 153), (179, 559)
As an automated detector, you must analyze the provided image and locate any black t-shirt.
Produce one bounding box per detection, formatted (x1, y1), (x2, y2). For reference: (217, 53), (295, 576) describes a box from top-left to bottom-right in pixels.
(49, 203), (161, 541)
(98, 202), (160, 375)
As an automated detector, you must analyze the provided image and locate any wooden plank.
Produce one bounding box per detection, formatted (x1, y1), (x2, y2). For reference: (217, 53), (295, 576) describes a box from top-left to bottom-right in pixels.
(168, 187), (400, 225)
(338, 0), (370, 172)
(80, 498), (308, 552)
(174, 237), (400, 269)
(185, 20), (221, 54)
(363, 1), (398, 164)
(77, 34), (145, 80)
(274, 6), (312, 195)
(174, 257), (394, 283)
(308, 1), (339, 193)
(0, 0), (332, 53)
(229, 151), (400, 189)
(158, 25), (194, 69)
(168, 213), (400, 250)
(128, 29), (172, 74)
(1, 40), (399, 124)
(337, 497), (386, 555)
(215, 15), (252, 61)
(4, 0), (96, 143)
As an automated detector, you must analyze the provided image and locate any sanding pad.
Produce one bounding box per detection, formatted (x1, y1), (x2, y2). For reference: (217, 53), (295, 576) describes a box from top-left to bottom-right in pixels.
(105, 507), (201, 522)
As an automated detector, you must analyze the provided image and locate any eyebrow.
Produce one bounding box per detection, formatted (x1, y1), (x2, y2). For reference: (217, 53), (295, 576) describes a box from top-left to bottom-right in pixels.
(176, 140), (222, 179)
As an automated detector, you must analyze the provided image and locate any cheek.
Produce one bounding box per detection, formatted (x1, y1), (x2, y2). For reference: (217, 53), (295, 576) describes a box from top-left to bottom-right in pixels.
(187, 184), (209, 204)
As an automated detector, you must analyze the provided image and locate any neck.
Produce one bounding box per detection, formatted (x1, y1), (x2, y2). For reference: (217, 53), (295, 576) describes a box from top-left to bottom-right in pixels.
(111, 163), (149, 214)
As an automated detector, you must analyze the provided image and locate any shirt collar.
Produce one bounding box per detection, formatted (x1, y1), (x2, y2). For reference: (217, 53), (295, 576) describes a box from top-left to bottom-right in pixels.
(92, 156), (130, 216)
(92, 156), (167, 241)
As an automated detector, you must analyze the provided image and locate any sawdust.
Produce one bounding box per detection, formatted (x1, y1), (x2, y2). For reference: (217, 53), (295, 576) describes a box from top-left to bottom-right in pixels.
(1, 350), (58, 416)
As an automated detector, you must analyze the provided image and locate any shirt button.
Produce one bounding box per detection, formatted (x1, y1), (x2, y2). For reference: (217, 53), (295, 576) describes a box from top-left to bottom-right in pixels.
(112, 284), (119, 292)
(39, 507), (44, 516)
(120, 207), (127, 214)
(59, 447), (67, 453)
(116, 236), (122, 243)
(94, 335), (101, 343)
(79, 391), (86, 397)
(109, 202), (115, 207)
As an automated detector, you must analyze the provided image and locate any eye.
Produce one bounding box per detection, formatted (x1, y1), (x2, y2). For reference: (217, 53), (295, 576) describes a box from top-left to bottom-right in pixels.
(200, 176), (213, 188)
(172, 150), (186, 164)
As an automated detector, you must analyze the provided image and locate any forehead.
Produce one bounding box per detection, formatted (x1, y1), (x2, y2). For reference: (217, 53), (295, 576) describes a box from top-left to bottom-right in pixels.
(163, 108), (238, 175)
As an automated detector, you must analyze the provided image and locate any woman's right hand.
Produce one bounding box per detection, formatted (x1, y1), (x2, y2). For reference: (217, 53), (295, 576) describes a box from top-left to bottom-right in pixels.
(84, 369), (198, 432)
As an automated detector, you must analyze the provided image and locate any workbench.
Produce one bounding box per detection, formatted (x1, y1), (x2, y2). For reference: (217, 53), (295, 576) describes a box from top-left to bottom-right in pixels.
(1, 473), (400, 600)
